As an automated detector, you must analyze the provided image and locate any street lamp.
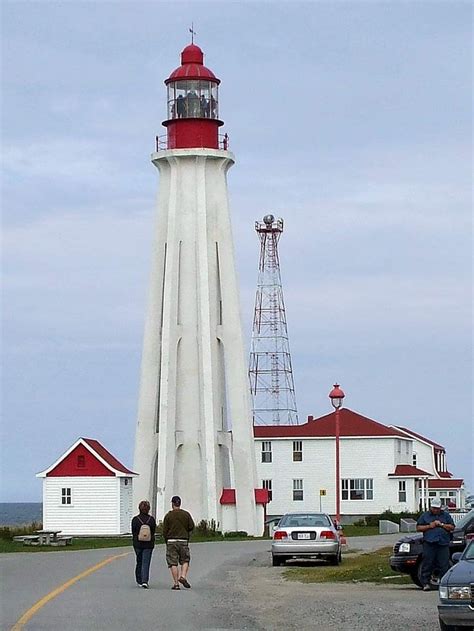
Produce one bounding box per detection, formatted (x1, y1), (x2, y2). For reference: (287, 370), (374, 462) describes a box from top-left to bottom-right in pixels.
(329, 383), (345, 524)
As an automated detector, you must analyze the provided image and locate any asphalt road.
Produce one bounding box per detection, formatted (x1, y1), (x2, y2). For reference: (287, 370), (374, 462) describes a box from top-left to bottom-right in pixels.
(1, 535), (440, 631)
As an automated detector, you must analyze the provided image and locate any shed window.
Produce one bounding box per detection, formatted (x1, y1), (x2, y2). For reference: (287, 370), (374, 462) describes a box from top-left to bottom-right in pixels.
(61, 488), (72, 505)
(77, 455), (85, 468)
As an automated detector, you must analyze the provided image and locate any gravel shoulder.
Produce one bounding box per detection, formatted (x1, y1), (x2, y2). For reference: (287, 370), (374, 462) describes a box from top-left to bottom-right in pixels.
(207, 535), (439, 631)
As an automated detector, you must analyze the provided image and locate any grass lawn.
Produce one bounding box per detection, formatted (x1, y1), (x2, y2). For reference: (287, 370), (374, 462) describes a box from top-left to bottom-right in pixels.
(0, 537), (134, 553)
(0, 533), (269, 553)
(283, 546), (412, 585)
(340, 525), (379, 537)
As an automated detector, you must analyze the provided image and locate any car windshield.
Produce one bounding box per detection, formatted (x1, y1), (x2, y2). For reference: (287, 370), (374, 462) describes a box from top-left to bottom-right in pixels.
(279, 513), (331, 528)
(463, 541), (474, 560)
(453, 510), (474, 529)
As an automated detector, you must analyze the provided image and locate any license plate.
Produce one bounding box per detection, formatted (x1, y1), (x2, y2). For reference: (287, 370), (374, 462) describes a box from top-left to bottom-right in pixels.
(297, 533), (311, 539)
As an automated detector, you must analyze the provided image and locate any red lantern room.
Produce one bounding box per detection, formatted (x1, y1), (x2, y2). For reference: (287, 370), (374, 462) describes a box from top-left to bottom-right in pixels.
(163, 43), (224, 150)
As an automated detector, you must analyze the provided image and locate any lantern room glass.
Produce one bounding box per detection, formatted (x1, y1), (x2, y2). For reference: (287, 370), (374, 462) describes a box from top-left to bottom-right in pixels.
(167, 81), (219, 120)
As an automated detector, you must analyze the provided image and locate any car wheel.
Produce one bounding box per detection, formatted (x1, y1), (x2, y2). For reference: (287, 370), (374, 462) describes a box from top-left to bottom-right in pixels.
(272, 555), (281, 567)
(438, 617), (456, 631)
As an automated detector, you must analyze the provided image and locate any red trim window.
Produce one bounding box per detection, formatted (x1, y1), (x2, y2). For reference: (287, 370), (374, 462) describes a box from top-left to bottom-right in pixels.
(77, 455), (85, 468)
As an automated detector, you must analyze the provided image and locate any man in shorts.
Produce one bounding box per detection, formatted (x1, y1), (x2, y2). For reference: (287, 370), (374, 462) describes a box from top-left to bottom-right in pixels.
(162, 495), (195, 590)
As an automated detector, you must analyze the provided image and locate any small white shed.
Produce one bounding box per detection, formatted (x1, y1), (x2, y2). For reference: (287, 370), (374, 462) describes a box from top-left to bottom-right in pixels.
(36, 437), (137, 535)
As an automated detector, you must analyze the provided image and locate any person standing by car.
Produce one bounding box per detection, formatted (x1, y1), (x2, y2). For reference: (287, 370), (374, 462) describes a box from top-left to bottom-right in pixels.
(416, 498), (455, 591)
(131, 500), (156, 588)
(162, 496), (195, 590)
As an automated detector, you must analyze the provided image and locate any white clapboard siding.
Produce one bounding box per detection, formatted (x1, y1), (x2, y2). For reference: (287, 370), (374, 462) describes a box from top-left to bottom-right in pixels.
(43, 477), (120, 535)
(119, 478), (133, 533)
(255, 436), (422, 516)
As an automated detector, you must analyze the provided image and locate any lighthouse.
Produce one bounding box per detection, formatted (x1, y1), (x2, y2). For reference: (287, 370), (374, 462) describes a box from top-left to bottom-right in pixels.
(133, 41), (264, 535)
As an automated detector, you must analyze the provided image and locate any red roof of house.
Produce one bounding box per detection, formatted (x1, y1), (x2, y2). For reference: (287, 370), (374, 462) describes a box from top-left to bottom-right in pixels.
(394, 426), (445, 451)
(82, 438), (136, 475)
(388, 464), (431, 477)
(428, 479), (464, 489)
(220, 488), (269, 505)
(254, 408), (407, 439)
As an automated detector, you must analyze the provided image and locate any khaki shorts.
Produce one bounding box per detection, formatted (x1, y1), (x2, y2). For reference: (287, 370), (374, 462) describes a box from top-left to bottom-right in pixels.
(166, 541), (190, 567)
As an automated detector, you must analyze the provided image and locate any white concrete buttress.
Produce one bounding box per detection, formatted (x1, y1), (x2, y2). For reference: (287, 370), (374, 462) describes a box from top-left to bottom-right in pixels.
(133, 148), (259, 535)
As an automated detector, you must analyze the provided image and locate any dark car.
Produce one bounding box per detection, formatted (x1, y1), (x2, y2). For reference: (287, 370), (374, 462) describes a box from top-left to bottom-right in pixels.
(438, 539), (474, 630)
(389, 509), (474, 587)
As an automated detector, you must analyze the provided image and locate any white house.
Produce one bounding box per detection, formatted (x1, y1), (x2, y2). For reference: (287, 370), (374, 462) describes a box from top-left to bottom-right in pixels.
(254, 408), (464, 522)
(36, 438), (137, 535)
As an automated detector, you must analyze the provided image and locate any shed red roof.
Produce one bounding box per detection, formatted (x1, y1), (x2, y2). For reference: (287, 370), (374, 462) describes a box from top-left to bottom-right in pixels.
(428, 479), (463, 489)
(388, 464), (431, 477)
(220, 488), (269, 505)
(37, 437), (136, 478)
(438, 471), (454, 478)
(82, 438), (135, 475)
(253, 408), (407, 439)
(394, 426), (445, 451)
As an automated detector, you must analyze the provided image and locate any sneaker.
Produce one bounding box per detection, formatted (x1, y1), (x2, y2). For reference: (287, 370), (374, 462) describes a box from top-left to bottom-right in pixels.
(178, 577), (191, 589)
(141, 583), (149, 589)
(422, 584), (431, 591)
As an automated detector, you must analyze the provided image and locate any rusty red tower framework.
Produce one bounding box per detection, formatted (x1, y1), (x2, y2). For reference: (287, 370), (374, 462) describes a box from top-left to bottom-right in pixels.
(249, 215), (299, 425)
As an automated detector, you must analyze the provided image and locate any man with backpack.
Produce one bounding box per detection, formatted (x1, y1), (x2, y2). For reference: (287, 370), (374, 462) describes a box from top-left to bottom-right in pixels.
(131, 500), (156, 588)
(162, 496), (195, 590)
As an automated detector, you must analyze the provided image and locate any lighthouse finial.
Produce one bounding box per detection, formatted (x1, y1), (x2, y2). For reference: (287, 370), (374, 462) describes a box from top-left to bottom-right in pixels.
(189, 23), (196, 44)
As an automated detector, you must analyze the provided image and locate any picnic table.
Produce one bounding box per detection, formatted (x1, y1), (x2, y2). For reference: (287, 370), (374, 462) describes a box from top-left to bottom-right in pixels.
(35, 530), (62, 545)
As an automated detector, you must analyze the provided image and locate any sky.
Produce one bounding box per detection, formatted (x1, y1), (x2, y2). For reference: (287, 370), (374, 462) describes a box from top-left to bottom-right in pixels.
(1, 1), (472, 502)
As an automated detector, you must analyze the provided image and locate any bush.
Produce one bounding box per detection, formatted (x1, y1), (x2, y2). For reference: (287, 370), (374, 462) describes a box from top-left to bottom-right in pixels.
(195, 519), (222, 537)
(361, 510), (421, 527)
(0, 521), (43, 541)
(223, 531), (248, 538)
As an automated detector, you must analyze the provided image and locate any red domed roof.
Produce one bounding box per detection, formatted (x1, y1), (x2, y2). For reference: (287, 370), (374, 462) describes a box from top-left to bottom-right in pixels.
(165, 43), (220, 85)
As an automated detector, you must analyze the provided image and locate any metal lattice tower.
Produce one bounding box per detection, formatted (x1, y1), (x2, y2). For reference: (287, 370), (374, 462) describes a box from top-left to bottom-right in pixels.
(249, 215), (298, 425)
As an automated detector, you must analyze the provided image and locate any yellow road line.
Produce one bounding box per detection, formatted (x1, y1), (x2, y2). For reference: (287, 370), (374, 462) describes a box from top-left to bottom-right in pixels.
(11, 551), (131, 630)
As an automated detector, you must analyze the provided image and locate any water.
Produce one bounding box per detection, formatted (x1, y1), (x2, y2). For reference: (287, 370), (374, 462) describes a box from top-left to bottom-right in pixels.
(0, 503), (43, 526)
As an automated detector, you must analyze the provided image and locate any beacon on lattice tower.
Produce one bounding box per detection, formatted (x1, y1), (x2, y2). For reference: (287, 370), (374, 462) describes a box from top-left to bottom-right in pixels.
(249, 215), (299, 426)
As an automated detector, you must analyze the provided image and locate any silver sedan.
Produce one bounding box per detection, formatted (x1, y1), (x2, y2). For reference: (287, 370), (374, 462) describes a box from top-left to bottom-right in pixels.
(271, 511), (342, 566)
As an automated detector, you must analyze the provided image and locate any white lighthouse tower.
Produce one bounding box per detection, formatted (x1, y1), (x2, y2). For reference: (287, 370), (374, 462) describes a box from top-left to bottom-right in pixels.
(133, 41), (265, 535)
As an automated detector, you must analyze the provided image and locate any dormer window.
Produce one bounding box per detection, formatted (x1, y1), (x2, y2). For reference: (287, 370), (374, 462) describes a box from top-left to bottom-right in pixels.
(77, 455), (85, 468)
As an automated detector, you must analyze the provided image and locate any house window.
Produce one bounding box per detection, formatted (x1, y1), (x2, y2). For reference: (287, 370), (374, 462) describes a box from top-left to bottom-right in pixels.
(261, 441), (272, 463)
(77, 455), (85, 468)
(293, 479), (303, 501)
(124, 478), (129, 486)
(412, 453), (417, 466)
(293, 440), (303, 462)
(341, 478), (373, 501)
(61, 488), (72, 505)
(428, 491), (437, 497)
(398, 481), (407, 502)
(262, 479), (272, 501)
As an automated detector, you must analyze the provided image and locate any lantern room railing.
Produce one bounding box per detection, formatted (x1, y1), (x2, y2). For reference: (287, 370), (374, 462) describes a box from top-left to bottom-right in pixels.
(155, 133), (229, 152)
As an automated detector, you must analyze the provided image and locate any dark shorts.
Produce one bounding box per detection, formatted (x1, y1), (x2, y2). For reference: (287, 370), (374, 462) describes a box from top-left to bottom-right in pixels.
(166, 541), (190, 567)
